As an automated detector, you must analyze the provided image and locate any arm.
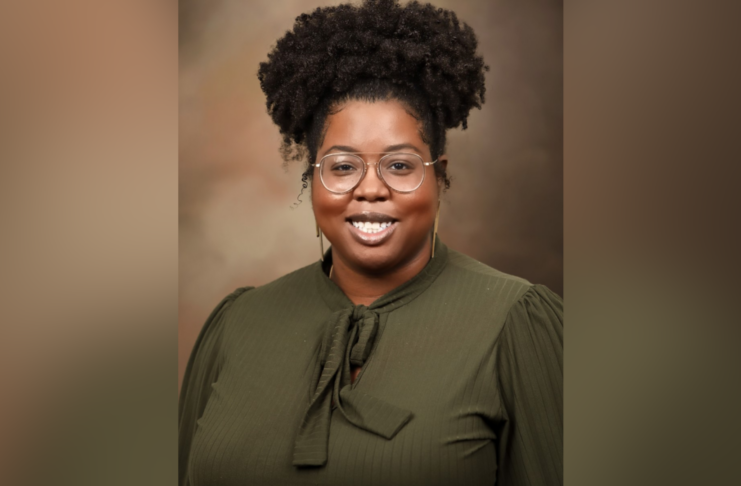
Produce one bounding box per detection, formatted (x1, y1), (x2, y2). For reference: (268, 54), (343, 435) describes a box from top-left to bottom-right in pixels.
(495, 284), (563, 486)
(178, 286), (253, 486)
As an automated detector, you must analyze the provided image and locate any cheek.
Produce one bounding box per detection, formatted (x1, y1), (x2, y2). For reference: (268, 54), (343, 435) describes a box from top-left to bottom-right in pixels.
(311, 179), (348, 222)
(400, 187), (439, 230)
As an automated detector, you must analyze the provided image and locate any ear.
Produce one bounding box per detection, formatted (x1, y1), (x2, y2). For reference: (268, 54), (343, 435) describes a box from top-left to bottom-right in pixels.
(436, 155), (449, 190)
(437, 155), (448, 172)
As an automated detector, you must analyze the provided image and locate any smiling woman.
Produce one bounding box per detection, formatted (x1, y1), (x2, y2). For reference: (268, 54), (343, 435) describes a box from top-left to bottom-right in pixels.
(179, 1), (562, 485)
(313, 100), (443, 295)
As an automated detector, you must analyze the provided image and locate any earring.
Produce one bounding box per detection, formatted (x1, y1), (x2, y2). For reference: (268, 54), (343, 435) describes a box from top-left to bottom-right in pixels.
(316, 220), (324, 262)
(431, 200), (440, 258)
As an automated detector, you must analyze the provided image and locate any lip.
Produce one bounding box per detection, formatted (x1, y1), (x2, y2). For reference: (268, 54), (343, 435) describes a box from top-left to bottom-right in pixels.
(346, 220), (398, 246)
(346, 212), (397, 224)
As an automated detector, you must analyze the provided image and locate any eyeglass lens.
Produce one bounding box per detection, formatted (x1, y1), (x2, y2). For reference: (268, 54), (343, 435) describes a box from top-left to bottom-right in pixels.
(320, 154), (425, 193)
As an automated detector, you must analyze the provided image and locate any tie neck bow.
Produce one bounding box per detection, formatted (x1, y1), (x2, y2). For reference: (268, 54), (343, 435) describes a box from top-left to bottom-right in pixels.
(292, 305), (411, 467)
(293, 240), (449, 467)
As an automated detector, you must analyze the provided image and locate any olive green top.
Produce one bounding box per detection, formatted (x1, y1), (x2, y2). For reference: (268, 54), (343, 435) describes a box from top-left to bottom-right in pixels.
(179, 240), (563, 485)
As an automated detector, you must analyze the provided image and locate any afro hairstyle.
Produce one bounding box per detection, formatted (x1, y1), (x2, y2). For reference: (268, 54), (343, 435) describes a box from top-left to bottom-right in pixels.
(257, 0), (488, 188)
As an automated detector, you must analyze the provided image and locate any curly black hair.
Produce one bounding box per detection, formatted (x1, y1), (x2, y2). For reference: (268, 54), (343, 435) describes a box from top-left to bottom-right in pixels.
(257, 0), (488, 190)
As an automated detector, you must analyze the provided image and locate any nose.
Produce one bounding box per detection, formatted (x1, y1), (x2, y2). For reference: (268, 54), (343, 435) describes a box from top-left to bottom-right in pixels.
(353, 161), (390, 201)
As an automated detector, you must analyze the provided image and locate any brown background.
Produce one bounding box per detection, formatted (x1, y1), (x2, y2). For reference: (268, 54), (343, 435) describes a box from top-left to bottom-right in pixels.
(178, 0), (563, 385)
(3, 1), (741, 485)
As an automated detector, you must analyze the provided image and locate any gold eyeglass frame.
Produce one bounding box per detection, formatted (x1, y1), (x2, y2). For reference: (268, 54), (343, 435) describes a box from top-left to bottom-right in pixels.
(312, 152), (438, 194)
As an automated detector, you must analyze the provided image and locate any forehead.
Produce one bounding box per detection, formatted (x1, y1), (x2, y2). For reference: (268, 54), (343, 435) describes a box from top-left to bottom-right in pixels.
(321, 99), (426, 153)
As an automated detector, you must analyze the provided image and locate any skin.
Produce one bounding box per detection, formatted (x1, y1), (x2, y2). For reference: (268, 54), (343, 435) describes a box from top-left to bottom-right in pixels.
(311, 99), (448, 310)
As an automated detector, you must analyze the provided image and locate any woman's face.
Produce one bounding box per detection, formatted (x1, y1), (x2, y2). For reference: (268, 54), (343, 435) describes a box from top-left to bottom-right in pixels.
(312, 99), (444, 274)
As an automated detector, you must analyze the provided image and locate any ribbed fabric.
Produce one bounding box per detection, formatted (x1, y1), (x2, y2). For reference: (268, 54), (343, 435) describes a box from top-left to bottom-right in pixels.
(293, 305), (413, 467)
(179, 240), (563, 486)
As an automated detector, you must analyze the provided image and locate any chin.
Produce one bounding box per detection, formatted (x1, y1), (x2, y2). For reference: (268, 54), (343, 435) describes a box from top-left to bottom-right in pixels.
(347, 246), (399, 274)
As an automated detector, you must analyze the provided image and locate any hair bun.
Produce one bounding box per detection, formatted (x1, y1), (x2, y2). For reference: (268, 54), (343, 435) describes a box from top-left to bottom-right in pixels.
(258, 0), (488, 152)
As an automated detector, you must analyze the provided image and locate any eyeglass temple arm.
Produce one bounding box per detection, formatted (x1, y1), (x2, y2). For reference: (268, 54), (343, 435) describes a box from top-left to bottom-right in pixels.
(312, 158), (438, 167)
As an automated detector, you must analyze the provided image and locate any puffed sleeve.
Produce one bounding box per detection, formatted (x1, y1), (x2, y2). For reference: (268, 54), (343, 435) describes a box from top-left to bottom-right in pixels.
(178, 287), (253, 486)
(495, 284), (563, 486)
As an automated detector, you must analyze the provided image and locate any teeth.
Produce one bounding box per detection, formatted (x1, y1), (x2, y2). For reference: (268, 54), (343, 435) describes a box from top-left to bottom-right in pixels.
(351, 221), (393, 233)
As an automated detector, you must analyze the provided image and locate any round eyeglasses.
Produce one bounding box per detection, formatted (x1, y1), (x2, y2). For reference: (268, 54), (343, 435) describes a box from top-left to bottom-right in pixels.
(313, 152), (438, 194)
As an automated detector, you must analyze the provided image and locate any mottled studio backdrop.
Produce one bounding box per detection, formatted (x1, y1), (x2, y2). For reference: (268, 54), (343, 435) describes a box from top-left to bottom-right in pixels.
(179, 0), (563, 385)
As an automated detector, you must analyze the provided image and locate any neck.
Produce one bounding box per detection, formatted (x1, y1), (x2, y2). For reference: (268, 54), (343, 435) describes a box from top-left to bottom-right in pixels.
(330, 238), (433, 306)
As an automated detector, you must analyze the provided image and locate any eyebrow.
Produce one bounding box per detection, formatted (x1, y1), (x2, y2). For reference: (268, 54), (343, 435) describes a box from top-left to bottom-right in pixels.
(324, 145), (359, 154)
(323, 143), (423, 155)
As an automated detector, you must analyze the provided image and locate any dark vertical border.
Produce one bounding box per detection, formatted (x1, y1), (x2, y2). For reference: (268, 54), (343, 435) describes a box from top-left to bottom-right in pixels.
(565, 1), (741, 485)
(0, 2), (178, 485)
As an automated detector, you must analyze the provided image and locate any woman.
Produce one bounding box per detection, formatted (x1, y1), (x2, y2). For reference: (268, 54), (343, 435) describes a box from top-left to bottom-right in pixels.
(179, 1), (562, 485)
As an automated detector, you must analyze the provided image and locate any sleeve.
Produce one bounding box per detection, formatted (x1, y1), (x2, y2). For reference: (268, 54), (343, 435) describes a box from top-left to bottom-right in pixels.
(178, 286), (253, 486)
(495, 284), (563, 486)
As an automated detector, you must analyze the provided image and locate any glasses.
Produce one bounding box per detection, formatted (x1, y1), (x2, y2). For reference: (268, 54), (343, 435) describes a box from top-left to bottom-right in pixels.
(313, 152), (438, 194)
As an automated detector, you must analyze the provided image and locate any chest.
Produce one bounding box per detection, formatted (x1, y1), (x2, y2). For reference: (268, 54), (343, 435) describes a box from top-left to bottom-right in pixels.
(188, 308), (505, 486)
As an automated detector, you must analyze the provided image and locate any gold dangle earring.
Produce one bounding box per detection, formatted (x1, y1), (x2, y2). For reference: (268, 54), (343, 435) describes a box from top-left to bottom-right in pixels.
(316, 220), (324, 262)
(431, 200), (440, 258)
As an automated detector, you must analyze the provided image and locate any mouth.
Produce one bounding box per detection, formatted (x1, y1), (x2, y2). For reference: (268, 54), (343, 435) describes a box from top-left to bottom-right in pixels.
(345, 212), (398, 245)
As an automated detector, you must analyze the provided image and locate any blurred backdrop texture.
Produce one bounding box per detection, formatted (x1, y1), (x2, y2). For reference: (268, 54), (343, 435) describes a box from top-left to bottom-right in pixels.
(179, 0), (563, 385)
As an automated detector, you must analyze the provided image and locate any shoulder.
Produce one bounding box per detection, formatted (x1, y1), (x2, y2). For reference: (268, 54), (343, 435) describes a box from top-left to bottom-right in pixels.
(436, 247), (562, 329)
(221, 260), (321, 314)
(193, 262), (321, 349)
(442, 248), (536, 309)
(190, 285), (255, 351)
(446, 248), (532, 284)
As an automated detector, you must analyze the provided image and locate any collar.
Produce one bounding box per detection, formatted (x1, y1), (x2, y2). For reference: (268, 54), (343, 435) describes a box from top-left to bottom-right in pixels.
(314, 235), (449, 313)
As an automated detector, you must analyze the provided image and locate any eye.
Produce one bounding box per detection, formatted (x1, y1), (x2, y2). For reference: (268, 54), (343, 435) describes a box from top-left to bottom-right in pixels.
(387, 161), (412, 171)
(331, 163), (358, 172)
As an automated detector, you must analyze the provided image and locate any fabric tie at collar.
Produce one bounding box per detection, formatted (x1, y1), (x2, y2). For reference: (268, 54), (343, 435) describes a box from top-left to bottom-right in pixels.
(292, 305), (412, 467)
